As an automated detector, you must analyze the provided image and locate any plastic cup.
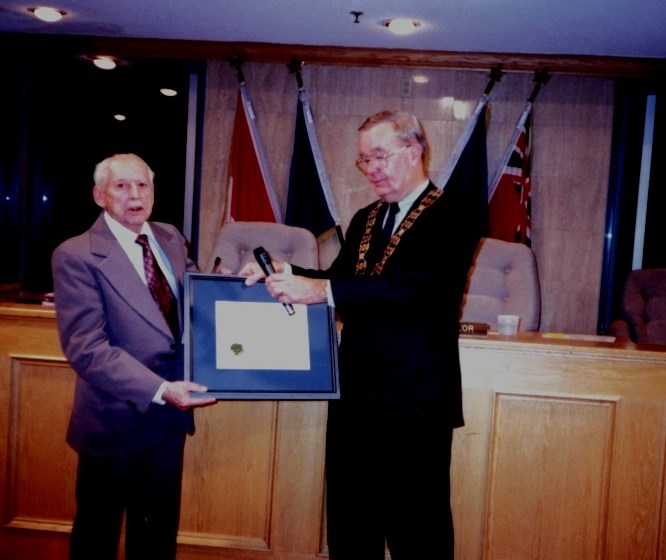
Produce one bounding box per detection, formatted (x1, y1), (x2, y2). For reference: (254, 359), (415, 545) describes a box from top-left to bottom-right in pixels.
(497, 314), (520, 336)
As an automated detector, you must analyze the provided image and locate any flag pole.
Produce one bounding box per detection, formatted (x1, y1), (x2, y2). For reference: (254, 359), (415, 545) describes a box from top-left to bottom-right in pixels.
(488, 69), (550, 200)
(438, 64), (504, 189)
(227, 55), (284, 222)
(287, 58), (345, 243)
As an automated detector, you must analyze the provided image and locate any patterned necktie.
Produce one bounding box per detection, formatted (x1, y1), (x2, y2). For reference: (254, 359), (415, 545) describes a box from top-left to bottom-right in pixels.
(136, 234), (179, 338)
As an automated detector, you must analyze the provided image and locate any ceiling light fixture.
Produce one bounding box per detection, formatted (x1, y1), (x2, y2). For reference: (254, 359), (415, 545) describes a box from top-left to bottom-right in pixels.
(93, 56), (117, 70)
(350, 11), (363, 24)
(29, 6), (66, 23)
(160, 88), (178, 97)
(384, 18), (421, 36)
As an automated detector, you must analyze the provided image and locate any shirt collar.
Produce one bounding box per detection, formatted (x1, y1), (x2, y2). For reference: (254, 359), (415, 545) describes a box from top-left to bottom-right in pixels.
(103, 212), (153, 244)
(396, 179), (430, 211)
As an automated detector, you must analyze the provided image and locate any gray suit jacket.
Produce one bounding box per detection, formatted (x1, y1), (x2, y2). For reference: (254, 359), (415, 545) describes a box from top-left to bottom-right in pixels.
(52, 213), (198, 456)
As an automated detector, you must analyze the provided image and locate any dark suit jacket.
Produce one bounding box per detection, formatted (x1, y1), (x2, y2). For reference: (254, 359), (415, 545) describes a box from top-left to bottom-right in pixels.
(51, 213), (198, 456)
(295, 183), (479, 427)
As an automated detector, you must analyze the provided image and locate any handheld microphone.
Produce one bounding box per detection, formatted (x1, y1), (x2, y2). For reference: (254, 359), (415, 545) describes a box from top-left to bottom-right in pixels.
(253, 246), (295, 316)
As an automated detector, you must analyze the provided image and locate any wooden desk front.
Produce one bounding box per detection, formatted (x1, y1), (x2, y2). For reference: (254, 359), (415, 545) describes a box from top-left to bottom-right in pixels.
(1, 304), (664, 559)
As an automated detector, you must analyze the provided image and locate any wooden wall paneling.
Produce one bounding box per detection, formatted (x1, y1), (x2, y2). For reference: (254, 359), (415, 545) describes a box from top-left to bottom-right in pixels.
(0, 308), (75, 560)
(485, 394), (614, 560)
(457, 336), (666, 560)
(2, 309), (666, 559)
(197, 64), (236, 270)
(530, 76), (614, 334)
(605, 397), (666, 558)
(179, 401), (277, 550)
(8, 35), (664, 77)
(269, 401), (327, 554)
(451, 386), (494, 560)
(178, 400), (328, 557)
(6, 358), (77, 531)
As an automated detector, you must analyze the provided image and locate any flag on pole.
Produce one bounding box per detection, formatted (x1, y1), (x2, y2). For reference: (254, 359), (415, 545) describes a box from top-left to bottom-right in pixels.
(286, 89), (342, 241)
(225, 84), (282, 223)
(439, 102), (490, 240)
(488, 70), (548, 246)
(488, 110), (533, 246)
(438, 68), (503, 240)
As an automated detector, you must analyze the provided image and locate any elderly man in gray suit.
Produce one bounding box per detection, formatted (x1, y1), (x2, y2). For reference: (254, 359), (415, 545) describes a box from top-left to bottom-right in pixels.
(52, 153), (216, 560)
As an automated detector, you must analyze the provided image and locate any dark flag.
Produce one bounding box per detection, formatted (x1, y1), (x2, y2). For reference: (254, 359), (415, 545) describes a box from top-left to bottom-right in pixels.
(439, 103), (489, 240)
(488, 112), (532, 246)
(286, 91), (341, 242)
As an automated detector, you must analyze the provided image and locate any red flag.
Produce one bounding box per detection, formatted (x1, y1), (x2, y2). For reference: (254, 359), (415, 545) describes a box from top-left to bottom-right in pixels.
(488, 114), (532, 246)
(226, 87), (281, 223)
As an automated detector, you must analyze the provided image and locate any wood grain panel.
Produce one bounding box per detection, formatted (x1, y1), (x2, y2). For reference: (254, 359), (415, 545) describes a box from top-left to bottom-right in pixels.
(180, 401), (277, 549)
(605, 398), (666, 558)
(5, 358), (76, 531)
(3, 308), (665, 560)
(485, 394), (614, 560)
(6, 35), (664, 77)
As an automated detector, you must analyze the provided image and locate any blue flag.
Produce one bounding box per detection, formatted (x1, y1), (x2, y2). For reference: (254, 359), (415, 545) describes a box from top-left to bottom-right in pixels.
(286, 92), (341, 241)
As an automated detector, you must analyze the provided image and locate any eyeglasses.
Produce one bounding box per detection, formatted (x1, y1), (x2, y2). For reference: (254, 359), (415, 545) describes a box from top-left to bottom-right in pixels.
(355, 145), (411, 173)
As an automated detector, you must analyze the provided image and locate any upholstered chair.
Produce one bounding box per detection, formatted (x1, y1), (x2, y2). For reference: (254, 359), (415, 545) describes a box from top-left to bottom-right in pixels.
(205, 221), (319, 273)
(608, 268), (666, 345)
(460, 237), (541, 332)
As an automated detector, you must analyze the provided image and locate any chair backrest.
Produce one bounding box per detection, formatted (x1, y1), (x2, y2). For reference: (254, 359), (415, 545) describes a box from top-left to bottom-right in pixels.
(460, 237), (541, 332)
(613, 268), (666, 344)
(205, 221), (319, 274)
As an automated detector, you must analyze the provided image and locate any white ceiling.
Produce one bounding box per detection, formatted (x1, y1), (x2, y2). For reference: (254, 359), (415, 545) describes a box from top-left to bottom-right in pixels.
(1, 0), (665, 59)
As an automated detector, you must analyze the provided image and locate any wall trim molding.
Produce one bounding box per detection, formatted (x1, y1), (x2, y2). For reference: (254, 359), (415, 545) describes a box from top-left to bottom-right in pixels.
(3, 33), (665, 78)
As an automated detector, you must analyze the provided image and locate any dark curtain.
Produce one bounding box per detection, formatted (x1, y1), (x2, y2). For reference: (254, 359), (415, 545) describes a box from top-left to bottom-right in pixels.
(598, 80), (664, 334)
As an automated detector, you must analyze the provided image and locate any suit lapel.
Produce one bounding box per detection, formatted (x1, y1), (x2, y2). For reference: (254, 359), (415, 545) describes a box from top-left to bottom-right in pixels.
(90, 214), (174, 339)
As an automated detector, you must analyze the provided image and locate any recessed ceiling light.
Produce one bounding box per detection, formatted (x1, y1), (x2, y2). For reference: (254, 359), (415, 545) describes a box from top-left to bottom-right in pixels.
(385, 18), (421, 36)
(160, 88), (178, 97)
(113, 114), (127, 122)
(29, 6), (67, 23)
(93, 56), (117, 70)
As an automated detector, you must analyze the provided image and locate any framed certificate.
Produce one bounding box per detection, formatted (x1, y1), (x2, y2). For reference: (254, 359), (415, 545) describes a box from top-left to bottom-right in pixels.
(184, 273), (339, 399)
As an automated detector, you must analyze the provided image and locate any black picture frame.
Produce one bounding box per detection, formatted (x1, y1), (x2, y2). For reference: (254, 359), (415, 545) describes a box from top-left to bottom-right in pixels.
(184, 273), (339, 399)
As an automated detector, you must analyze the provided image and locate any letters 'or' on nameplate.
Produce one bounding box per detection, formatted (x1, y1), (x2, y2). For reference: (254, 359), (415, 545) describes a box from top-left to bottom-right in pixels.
(184, 273), (339, 399)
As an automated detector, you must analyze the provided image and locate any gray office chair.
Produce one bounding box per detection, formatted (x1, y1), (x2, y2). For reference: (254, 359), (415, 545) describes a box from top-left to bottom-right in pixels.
(205, 221), (320, 273)
(460, 237), (541, 332)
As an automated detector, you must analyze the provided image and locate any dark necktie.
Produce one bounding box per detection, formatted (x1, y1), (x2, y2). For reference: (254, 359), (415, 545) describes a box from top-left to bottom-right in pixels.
(136, 234), (179, 338)
(379, 202), (400, 250)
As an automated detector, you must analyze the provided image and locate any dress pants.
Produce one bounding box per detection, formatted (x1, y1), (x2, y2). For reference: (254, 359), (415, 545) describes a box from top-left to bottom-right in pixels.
(69, 433), (186, 560)
(325, 400), (455, 560)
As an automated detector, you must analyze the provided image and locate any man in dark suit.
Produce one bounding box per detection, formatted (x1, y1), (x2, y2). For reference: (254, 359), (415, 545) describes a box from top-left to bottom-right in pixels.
(241, 110), (480, 559)
(51, 153), (216, 560)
